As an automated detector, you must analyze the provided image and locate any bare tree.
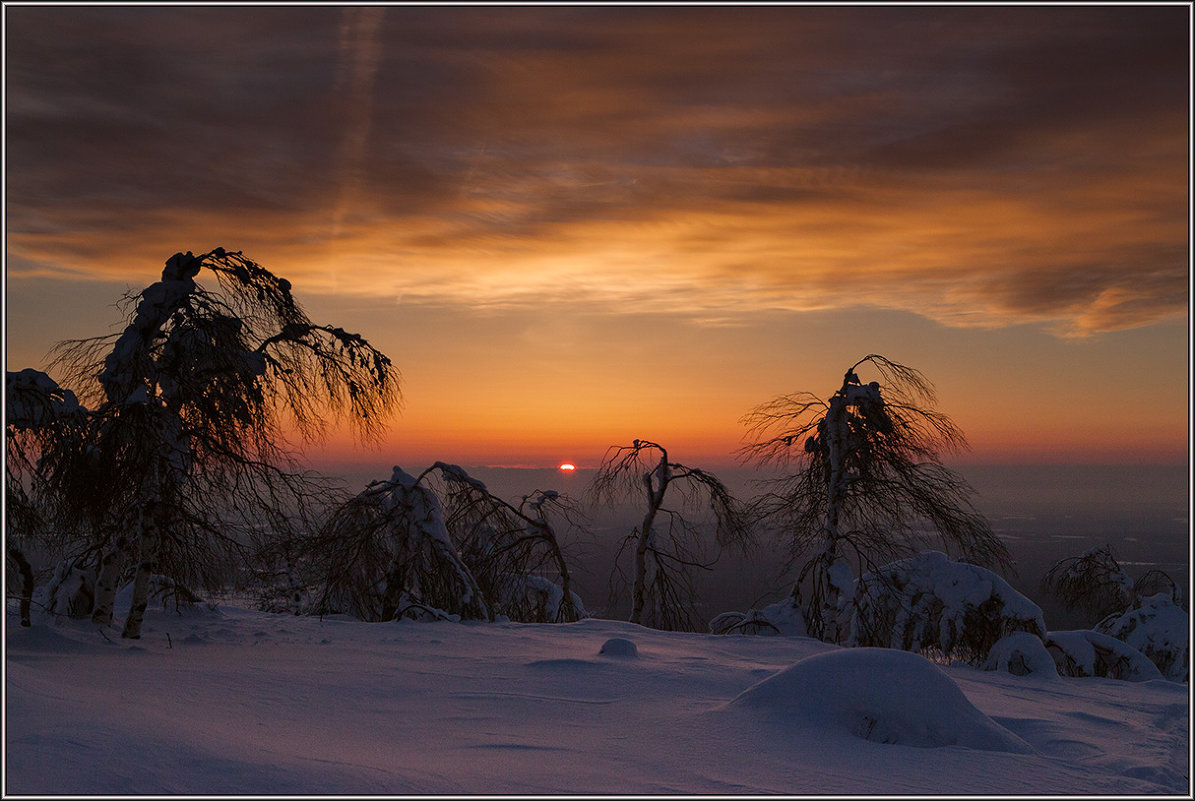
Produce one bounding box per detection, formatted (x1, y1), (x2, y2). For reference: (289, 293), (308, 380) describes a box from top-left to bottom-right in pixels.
(590, 439), (753, 632)
(741, 355), (1010, 643)
(20, 248), (400, 637)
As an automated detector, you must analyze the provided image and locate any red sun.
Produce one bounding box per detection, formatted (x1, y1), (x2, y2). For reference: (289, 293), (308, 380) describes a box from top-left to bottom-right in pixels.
(558, 463), (576, 472)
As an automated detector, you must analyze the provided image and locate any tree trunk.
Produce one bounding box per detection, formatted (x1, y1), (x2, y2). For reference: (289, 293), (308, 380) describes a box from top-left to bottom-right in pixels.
(91, 529), (133, 627)
(8, 546), (35, 627)
(797, 392), (848, 641)
(121, 502), (165, 639)
(630, 460), (668, 626)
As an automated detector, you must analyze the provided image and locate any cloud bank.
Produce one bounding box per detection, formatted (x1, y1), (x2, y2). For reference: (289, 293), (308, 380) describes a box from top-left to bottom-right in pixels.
(6, 6), (1188, 336)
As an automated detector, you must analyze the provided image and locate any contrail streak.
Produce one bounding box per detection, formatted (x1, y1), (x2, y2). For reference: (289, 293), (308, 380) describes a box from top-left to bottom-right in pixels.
(329, 6), (385, 281)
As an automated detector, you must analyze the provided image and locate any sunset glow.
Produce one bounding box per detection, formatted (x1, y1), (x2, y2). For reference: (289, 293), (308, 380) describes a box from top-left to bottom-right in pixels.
(4, 5), (1188, 470)
(559, 463), (576, 472)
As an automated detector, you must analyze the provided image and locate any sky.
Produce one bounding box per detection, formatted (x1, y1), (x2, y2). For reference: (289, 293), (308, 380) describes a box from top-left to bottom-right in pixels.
(4, 4), (1190, 470)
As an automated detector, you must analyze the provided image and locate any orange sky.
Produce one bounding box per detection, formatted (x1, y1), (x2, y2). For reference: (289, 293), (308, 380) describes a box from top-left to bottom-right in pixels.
(4, 5), (1190, 470)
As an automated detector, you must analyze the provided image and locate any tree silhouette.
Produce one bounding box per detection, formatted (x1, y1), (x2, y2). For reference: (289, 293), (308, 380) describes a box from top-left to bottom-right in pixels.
(311, 463), (585, 623)
(741, 354), (1010, 642)
(590, 439), (753, 632)
(23, 248), (401, 637)
(6, 369), (89, 626)
(1043, 544), (1182, 621)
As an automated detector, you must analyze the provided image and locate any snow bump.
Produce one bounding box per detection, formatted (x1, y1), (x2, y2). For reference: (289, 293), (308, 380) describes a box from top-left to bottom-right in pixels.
(727, 647), (1034, 753)
(598, 637), (638, 658)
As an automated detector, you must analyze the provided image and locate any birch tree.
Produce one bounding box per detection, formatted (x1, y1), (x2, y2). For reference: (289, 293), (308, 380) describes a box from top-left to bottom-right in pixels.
(311, 462), (586, 623)
(591, 440), (753, 632)
(5, 369), (88, 626)
(24, 248), (400, 637)
(741, 355), (1011, 643)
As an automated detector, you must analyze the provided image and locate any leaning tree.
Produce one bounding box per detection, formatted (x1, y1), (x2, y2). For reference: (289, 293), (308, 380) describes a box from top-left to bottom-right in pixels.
(740, 354), (1011, 643)
(590, 439), (753, 632)
(310, 462), (586, 623)
(17, 248), (401, 638)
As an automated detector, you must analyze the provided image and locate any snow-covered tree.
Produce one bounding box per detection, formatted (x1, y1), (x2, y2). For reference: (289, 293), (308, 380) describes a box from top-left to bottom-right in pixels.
(741, 355), (1011, 642)
(444, 473), (587, 624)
(590, 440), (753, 632)
(312, 463), (586, 623)
(16, 249), (400, 637)
(1043, 545), (1187, 682)
(5, 369), (88, 626)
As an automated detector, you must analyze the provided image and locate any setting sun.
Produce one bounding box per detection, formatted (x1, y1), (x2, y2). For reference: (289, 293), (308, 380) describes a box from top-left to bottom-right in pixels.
(559, 463), (576, 472)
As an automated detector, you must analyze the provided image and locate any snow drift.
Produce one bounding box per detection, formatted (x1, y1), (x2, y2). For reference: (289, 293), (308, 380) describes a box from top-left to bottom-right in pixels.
(727, 647), (1035, 752)
(5, 596), (1188, 794)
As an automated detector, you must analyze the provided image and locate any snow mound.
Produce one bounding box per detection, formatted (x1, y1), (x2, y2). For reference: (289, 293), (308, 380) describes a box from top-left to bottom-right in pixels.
(599, 637), (638, 657)
(728, 647), (1034, 753)
(983, 632), (1060, 680)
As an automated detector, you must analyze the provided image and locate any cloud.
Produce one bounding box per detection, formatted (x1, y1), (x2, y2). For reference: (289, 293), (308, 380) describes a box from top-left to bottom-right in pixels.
(5, 6), (1188, 336)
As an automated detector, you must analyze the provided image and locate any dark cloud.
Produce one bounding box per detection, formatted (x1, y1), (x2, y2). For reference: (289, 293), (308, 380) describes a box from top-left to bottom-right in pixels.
(5, 5), (1188, 335)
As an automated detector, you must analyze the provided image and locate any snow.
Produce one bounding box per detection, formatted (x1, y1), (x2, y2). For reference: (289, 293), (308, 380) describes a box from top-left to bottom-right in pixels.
(5, 598), (1188, 795)
(983, 631), (1061, 681)
(1097, 593), (1189, 683)
(5, 368), (80, 428)
(851, 550), (1046, 656)
(727, 647), (1034, 752)
(1046, 629), (1166, 682)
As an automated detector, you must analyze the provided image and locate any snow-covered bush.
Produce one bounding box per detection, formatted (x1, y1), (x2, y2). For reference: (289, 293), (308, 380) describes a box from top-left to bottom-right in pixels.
(1095, 594), (1188, 683)
(448, 481), (587, 624)
(711, 598), (811, 637)
(709, 608), (781, 636)
(983, 631), (1059, 680)
(490, 573), (587, 624)
(44, 560), (96, 619)
(1043, 545), (1187, 682)
(1045, 630), (1163, 682)
(849, 551), (1046, 664)
(114, 574), (202, 612)
(254, 562), (317, 616)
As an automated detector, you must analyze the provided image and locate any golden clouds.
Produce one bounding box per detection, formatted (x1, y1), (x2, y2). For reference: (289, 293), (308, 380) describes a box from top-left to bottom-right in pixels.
(5, 5), (1188, 340)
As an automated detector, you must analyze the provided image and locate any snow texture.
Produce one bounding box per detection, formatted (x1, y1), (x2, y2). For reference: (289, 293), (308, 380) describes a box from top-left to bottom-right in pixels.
(5, 598), (1188, 795)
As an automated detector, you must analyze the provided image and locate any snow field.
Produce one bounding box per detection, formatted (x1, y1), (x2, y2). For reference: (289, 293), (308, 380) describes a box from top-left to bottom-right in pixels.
(4, 598), (1189, 795)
